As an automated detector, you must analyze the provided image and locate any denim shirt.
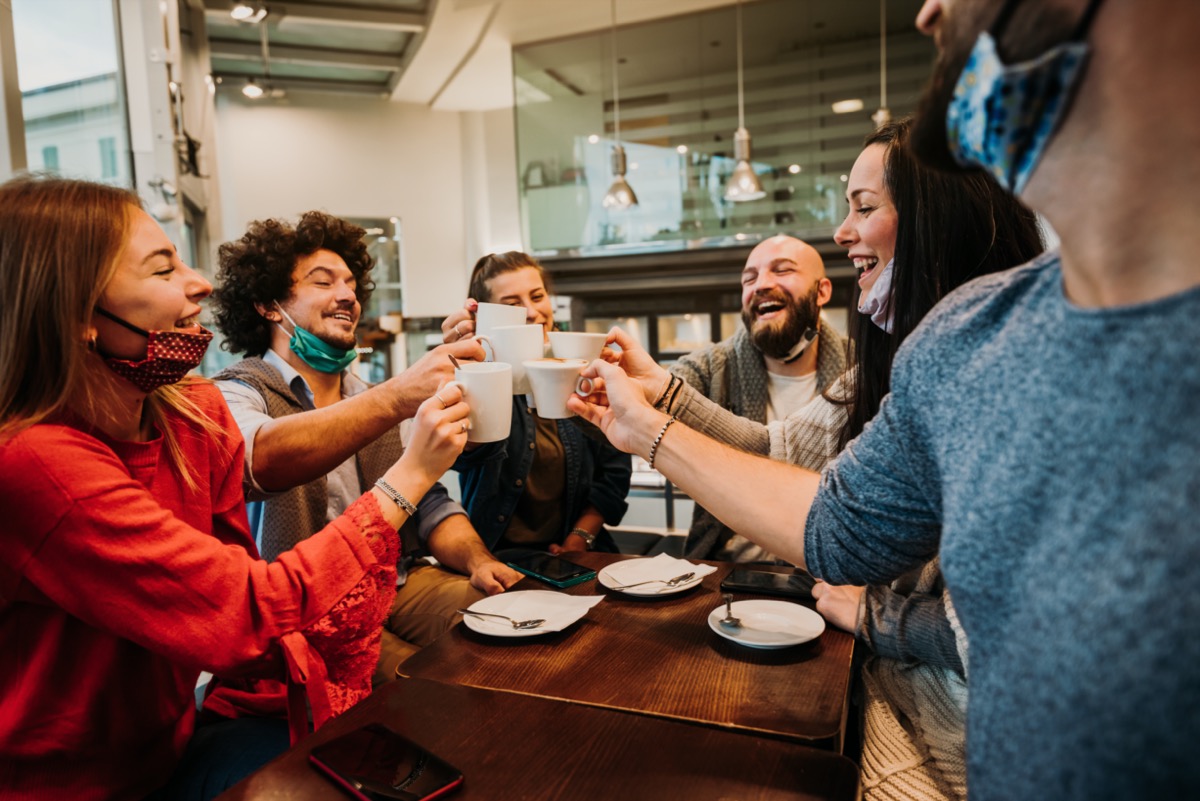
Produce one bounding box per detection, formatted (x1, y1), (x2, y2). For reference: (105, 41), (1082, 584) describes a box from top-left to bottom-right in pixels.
(453, 396), (631, 550)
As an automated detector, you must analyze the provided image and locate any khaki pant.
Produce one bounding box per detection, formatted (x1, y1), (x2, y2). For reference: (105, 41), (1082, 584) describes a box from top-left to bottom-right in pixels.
(374, 564), (485, 686)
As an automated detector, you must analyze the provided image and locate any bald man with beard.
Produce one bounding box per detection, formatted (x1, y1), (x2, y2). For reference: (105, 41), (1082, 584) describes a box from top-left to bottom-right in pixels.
(669, 235), (846, 562)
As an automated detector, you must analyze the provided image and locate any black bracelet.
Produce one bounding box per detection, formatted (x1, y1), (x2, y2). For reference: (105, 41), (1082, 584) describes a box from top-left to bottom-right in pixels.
(664, 375), (684, 413)
(652, 375), (678, 409)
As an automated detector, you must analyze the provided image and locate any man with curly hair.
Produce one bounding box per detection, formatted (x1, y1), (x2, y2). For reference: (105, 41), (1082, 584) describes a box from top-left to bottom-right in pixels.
(211, 210), (522, 683)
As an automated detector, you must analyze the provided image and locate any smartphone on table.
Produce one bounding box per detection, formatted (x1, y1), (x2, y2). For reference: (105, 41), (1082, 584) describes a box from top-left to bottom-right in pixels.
(309, 723), (464, 801)
(505, 552), (597, 588)
(719, 568), (817, 600)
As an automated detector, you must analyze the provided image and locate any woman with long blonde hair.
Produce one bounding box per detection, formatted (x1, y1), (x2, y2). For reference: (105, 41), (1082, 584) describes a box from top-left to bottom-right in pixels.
(0, 175), (470, 800)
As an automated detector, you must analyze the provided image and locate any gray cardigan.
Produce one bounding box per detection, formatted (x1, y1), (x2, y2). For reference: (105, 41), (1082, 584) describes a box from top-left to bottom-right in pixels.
(669, 319), (846, 560)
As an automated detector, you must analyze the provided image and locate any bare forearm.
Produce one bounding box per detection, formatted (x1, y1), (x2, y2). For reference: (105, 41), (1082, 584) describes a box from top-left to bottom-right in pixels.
(251, 379), (408, 492)
(647, 416), (819, 567)
(426, 514), (499, 575)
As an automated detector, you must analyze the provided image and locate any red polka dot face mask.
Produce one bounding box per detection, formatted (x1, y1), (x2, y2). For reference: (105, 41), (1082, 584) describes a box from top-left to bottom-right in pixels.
(93, 307), (214, 393)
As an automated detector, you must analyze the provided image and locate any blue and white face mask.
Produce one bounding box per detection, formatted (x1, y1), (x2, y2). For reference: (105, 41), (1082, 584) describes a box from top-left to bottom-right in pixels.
(857, 258), (895, 334)
(946, 0), (1105, 195)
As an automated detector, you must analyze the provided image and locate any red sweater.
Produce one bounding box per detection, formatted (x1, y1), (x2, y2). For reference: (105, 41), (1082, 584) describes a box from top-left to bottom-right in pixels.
(0, 383), (399, 800)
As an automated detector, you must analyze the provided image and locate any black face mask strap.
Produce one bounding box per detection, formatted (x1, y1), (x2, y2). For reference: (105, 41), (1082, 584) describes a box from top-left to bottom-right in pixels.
(94, 306), (150, 338)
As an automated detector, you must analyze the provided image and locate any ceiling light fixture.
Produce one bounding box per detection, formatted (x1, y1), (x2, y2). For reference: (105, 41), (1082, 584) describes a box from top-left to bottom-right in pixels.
(602, 0), (638, 211)
(230, 2), (268, 23)
(242, 78), (265, 99)
(724, 0), (765, 202)
(872, 0), (892, 128)
(831, 98), (864, 114)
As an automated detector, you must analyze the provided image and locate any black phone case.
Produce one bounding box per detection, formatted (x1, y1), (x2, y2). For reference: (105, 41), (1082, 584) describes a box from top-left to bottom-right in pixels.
(309, 724), (464, 801)
(719, 570), (816, 600)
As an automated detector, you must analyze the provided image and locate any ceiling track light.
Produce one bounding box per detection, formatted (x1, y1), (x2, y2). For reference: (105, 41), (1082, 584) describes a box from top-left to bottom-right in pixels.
(724, 0), (765, 203)
(602, 0), (638, 211)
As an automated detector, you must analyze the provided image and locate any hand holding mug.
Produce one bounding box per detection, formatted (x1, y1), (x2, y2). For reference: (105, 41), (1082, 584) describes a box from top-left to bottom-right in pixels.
(441, 299), (478, 344)
(566, 359), (667, 457)
(400, 382), (471, 484)
(605, 327), (672, 404)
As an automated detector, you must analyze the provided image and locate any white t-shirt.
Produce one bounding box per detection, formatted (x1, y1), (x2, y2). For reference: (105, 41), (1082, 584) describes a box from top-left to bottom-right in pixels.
(717, 368), (820, 564)
(765, 370), (819, 423)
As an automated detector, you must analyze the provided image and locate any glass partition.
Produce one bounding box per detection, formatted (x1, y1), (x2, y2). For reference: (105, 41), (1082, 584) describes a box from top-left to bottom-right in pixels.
(514, 0), (932, 258)
(12, 0), (131, 185)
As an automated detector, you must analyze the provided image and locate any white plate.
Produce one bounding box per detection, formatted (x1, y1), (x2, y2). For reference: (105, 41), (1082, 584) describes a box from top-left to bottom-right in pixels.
(461, 590), (603, 638)
(596, 562), (705, 596)
(707, 599), (825, 649)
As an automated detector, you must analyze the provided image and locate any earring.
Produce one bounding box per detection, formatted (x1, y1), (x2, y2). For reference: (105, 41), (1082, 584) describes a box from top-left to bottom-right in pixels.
(86, 336), (97, 352)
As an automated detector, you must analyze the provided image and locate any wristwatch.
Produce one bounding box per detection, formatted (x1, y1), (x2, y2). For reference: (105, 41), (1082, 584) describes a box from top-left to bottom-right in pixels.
(569, 527), (597, 550)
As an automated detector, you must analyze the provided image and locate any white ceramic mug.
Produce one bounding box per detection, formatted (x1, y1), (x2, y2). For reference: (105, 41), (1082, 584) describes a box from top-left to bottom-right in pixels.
(475, 324), (544, 395)
(522, 358), (595, 420)
(474, 302), (527, 340)
(444, 362), (513, 442)
(547, 331), (607, 361)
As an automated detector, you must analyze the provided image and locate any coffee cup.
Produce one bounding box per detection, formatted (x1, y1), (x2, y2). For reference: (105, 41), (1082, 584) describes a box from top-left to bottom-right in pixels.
(547, 331), (607, 361)
(443, 362), (513, 442)
(475, 324), (544, 395)
(474, 302), (527, 340)
(522, 358), (595, 420)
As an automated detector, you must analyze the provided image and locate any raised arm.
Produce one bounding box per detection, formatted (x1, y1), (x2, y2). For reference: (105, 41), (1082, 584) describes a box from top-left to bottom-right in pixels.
(229, 338), (484, 493)
(567, 358), (820, 568)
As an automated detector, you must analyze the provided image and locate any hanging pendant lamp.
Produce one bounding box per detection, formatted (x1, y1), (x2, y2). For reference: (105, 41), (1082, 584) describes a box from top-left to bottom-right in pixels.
(724, 0), (765, 202)
(872, 0), (892, 129)
(602, 0), (638, 210)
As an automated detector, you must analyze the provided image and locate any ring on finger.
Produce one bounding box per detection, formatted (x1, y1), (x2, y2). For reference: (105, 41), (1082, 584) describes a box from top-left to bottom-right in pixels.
(434, 392), (448, 409)
(453, 321), (465, 340)
(460, 420), (469, 433)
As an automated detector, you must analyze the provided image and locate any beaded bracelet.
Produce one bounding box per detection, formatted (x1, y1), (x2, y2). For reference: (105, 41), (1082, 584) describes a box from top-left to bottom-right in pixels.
(374, 478), (417, 517)
(647, 415), (678, 470)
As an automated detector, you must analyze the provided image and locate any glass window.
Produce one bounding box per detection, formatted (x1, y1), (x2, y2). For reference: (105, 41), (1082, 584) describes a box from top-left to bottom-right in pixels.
(98, 136), (118, 179)
(12, 0), (131, 185)
(585, 316), (648, 351)
(40, 144), (59, 171)
(657, 314), (712, 354)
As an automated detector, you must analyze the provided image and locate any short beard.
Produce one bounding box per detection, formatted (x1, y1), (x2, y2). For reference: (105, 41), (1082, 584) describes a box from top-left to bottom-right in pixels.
(742, 283), (821, 360)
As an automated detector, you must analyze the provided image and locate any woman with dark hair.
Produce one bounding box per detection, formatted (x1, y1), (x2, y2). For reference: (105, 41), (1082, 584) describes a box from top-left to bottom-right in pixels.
(0, 176), (470, 800)
(441, 251), (632, 556)
(577, 118), (1044, 800)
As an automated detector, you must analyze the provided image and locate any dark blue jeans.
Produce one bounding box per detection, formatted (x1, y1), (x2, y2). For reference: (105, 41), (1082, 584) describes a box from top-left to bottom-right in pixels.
(146, 717), (290, 801)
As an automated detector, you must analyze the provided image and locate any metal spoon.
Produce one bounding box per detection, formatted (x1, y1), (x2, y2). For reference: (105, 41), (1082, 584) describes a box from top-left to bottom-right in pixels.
(448, 354), (462, 369)
(457, 609), (545, 630)
(610, 571), (696, 591)
(719, 593), (742, 629)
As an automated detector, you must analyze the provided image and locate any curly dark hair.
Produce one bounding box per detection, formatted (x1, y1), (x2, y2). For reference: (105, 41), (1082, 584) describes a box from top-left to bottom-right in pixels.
(211, 211), (375, 356)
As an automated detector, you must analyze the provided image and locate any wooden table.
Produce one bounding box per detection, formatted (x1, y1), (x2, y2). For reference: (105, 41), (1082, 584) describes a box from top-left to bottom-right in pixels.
(217, 677), (860, 801)
(401, 553), (855, 750)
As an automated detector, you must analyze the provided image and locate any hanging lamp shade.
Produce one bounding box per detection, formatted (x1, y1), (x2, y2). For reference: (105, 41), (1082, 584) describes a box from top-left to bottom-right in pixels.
(603, 0), (637, 210)
(725, 127), (765, 202)
(723, 0), (765, 203)
(603, 144), (638, 210)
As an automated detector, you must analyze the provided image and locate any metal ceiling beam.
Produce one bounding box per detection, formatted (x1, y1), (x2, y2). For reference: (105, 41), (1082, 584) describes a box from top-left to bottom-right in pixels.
(202, 0), (426, 31)
(209, 38), (405, 70)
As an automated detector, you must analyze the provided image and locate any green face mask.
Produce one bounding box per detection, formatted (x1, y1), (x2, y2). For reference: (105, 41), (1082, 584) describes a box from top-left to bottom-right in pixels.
(275, 303), (357, 373)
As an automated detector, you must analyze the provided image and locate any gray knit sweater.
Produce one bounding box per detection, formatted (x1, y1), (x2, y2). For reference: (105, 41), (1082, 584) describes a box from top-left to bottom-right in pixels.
(806, 252), (1200, 800)
(670, 319), (846, 559)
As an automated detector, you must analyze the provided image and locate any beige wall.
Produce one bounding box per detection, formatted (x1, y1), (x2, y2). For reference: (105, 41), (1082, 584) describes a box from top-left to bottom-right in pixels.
(214, 91), (521, 319)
